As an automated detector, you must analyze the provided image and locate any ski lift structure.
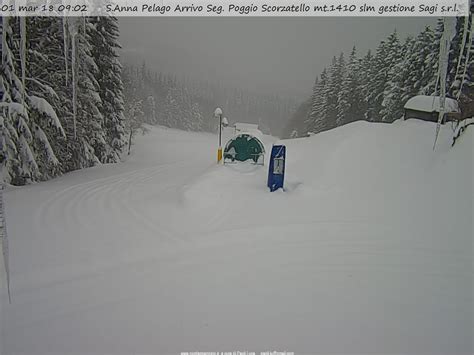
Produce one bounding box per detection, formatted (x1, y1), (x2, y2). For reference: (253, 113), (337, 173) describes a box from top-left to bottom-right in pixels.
(223, 123), (265, 165)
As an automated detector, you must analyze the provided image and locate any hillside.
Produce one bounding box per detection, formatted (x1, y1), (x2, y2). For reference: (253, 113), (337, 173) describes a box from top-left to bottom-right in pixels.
(1, 120), (472, 355)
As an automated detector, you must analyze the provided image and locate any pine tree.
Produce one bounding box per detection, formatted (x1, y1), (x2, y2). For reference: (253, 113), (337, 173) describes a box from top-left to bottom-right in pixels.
(163, 87), (180, 128)
(404, 27), (435, 98)
(307, 69), (330, 134)
(70, 18), (105, 168)
(338, 46), (364, 125)
(1, 17), (39, 184)
(122, 65), (145, 152)
(381, 35), (410, 122)
(306, 76), (319, 131)
(20, 17), (67, 180)
(359, 50), (376, 121)
(422, 19), (444, 95)
(1, 17), (142, 185)
(366, 31), (401, 122)
(326, 54), (344, 129)
(125, 99), (144, 155)
(189, 102), (204, 131)
(88, 16), (126, 163)
(145, 95), (157, 124)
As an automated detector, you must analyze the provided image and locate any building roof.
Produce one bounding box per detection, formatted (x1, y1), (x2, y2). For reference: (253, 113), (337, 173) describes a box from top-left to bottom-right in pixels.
(404, 95), (460, 113)
(234, 122), (259, 130)
(233, 122), (263, 140)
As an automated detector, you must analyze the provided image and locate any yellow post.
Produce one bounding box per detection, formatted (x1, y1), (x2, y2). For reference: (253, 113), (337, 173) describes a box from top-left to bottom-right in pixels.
(215, 107), (224, 164)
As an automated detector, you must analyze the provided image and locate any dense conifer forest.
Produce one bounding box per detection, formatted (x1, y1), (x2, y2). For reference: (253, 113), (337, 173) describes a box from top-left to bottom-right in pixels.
(283, 17), (473, 138)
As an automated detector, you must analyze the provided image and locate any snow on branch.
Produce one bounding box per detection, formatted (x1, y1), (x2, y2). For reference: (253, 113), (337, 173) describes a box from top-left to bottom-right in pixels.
(33, 125), (60, 165)
(27, 95), (66, 137)
(0, 102), (28, 117)
(26, 78), (59, 100)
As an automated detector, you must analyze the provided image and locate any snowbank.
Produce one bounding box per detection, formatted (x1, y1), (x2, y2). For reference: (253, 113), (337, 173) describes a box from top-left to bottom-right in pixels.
(1, 121), (472, 355)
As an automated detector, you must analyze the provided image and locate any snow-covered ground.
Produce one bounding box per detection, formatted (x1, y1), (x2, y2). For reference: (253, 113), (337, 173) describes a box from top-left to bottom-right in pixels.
(1, 120), (473, 355)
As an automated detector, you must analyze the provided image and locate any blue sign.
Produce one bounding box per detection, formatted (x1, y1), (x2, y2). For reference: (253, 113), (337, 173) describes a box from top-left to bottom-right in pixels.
(267, 145), (286, 192)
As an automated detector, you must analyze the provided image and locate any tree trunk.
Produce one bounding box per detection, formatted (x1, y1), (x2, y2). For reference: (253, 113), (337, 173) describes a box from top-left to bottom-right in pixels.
(128, 130), (133, 155)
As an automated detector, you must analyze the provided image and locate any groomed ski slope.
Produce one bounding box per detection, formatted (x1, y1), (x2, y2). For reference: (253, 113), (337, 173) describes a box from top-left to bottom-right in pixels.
(1, 120), (473, 355)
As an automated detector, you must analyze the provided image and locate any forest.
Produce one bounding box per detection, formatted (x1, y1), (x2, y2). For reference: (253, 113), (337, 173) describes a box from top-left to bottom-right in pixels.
(0, 16), (294, 186)
(1, 15), (473, 185)
(283, 16), (473, 138)
(122, 63), (295, 137)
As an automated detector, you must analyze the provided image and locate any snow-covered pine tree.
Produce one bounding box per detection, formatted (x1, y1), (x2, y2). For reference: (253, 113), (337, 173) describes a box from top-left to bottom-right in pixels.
(70, 18), (105, 168)
(306, 76), (319, 131)
(179, 86), (193, 131)
(306, 69), (330, 134)
(30, 18), (74, 168)
(163, 86), (180, 128)
(326, 54), (345, 129)
(122, 65), (145, 150)
(1, 17), (39, 185)
(359, 50), (376, 121)
(88, 16), (126, 163)
(367, 41), (388, 122)
(2, 16), (136, 185)
(422, 19), (444, 95)
(189, 102), (204, 131)
(17, 17), (67, 180)
(177, 83), (204, 132)
(402, 27), (435, 99)
(145, 95), (157, 124)
(367, 31), (402, 122)
(381, 35), (411, 123)
(398, 36), (419, 103)
(125, 99), (144, 155)
(0, 17), (22, 184)
(337, 46), (364, 125)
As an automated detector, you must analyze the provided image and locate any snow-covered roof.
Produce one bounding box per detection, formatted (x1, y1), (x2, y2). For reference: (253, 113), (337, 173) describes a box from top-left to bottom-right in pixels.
(404, 95), (460, 113)
(234, 123), (259, 131)
(232, 122), (263, 141)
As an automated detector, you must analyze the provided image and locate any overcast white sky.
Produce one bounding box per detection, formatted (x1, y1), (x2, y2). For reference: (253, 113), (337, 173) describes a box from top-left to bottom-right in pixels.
(119, 17), (436, 99)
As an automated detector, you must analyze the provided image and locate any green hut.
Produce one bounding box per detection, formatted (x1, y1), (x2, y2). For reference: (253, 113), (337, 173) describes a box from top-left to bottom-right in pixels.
(223, 134), (265, 165)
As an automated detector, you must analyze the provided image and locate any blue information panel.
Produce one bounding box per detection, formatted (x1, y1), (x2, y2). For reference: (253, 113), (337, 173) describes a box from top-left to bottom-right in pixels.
(267, 145), (286, 192)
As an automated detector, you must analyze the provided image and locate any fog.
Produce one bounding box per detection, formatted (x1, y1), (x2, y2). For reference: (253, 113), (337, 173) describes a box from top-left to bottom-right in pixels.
(119, 17), (435, 99)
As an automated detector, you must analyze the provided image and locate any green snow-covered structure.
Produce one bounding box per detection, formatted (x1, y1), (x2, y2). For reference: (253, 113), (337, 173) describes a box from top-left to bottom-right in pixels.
(223, 133), (265, 165)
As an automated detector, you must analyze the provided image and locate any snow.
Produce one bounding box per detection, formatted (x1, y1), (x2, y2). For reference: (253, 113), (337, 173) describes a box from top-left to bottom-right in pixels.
(229, 123), (264, 143)
(234, 122), (260, 133)
(404, 95), (460, 113)
(1, 121), (473, 355)
(0, 102), (27, 117)
(214, 107), (223, 117)
(28, 95), (65, 136)
(26, 78), (59, 100)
